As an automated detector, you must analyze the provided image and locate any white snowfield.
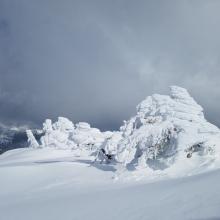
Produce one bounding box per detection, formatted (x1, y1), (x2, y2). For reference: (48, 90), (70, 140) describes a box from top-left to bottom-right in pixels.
(1, 86), (220, 220)
(0, 148), (220, 220)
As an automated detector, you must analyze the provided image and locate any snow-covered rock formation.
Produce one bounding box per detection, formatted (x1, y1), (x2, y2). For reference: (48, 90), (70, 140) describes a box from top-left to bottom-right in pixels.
(26, 86), (220, 171)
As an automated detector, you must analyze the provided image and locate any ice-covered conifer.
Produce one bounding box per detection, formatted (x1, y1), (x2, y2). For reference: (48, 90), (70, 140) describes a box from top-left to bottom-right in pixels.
(115, 86), (220, 169)
(26, 130), (39, 148)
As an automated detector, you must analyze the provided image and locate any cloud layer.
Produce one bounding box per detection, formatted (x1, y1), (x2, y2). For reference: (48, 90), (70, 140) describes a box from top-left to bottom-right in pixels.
(0, 0), (220, 130)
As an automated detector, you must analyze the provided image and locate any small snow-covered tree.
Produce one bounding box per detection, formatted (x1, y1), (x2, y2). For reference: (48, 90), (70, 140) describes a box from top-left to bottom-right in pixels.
(116, 120), (178, 167)
(26, 130), (39, 148)
(40, 118), (76, 149)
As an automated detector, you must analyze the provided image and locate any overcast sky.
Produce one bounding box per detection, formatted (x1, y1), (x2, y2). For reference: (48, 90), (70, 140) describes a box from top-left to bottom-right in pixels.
(0, 0), (220, 130)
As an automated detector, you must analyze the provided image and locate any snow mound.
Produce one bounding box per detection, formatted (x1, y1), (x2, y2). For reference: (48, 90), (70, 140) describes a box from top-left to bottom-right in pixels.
(26, 86), (220, 175)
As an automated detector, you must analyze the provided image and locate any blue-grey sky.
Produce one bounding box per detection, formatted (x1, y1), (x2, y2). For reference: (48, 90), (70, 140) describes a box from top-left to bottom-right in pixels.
(0, 0), (220, 130)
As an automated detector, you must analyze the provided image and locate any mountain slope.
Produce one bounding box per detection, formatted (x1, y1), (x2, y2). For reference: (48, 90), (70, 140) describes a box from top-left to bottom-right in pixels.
(0, 148), (220, 220)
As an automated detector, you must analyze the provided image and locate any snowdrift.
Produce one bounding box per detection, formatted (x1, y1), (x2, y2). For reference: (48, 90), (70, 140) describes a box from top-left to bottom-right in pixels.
(25, 86), (220, 175)
(1, 146), (220, 220)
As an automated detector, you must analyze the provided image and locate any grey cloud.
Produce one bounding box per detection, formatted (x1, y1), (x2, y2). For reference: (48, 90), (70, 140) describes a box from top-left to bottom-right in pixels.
(0, 0), (220, 130)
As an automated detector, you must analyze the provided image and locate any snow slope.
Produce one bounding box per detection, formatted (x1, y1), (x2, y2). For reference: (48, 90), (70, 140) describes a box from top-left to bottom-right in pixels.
(0, 148), (220, 220)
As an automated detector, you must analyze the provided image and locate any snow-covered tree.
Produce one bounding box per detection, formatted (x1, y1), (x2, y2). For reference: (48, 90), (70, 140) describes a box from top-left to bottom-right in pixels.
(36, 118), (108, 151)
(114, 86), (220, 169)
(25, 86), (220, 172)
(40, 118), (76, 149)
(71, 122), (105, 150)
(26, 130), (39, 148)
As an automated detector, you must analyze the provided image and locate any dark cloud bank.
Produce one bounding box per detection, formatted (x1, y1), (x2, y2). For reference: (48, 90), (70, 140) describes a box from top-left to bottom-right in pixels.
(0, 0), (220, 131)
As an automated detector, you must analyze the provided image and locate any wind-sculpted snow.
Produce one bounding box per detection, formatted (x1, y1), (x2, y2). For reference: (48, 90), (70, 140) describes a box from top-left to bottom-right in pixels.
(26, 86), (220, 173)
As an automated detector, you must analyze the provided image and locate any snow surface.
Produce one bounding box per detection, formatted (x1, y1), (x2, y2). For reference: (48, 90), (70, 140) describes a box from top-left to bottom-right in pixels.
(0, 147), (220, 220)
